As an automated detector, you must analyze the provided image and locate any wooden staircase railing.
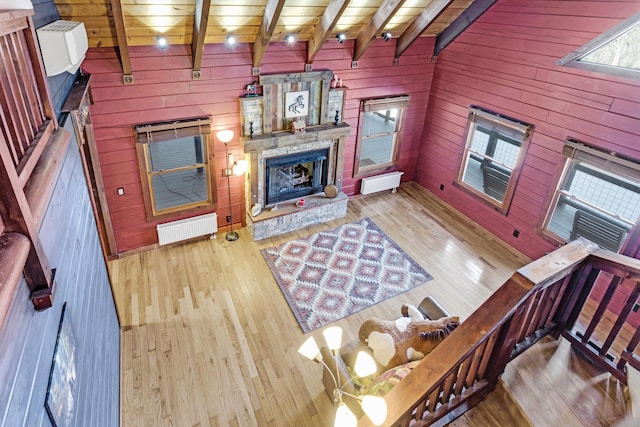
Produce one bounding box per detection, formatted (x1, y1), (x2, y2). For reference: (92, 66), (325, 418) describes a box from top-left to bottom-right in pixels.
(358, 238), (640, 427)
(0, 9), (71, 327)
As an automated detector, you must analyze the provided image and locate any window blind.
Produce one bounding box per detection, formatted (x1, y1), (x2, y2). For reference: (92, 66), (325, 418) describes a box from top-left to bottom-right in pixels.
(563, 139), (640, 182)
(469, 107), (531, 137)
(135, 117), (212, 144)
(362, 95), (409, 112)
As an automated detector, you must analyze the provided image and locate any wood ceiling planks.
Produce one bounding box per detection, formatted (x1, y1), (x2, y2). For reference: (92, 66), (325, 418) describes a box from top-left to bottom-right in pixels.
(55, 0), (475, 47)
(53, 0), (481, 77)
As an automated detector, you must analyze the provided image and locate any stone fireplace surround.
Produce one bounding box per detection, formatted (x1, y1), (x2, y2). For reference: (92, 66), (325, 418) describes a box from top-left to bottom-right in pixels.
(242, 123), (351, 240)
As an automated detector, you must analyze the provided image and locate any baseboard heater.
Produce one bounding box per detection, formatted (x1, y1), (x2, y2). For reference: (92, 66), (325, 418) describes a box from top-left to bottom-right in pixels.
(360, 171), (404, 195)
(156, 213), (218, 245)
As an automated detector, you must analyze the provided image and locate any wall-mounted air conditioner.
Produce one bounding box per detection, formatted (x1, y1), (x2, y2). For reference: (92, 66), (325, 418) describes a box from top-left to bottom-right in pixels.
(36, 20), (88, 77)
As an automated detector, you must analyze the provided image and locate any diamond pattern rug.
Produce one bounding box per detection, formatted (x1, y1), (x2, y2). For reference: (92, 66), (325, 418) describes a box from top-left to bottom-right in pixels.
(261, 218), (433, 333)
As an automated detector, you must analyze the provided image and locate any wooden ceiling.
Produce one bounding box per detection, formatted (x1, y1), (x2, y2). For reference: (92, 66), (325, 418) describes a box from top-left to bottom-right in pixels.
(54, 0), (489, 78)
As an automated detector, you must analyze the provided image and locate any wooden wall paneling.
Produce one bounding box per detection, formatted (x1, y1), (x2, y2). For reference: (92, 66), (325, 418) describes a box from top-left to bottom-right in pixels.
(0, 118), (120, 426)
(418, 0), (640, 260)
(83, 38), (436, 252)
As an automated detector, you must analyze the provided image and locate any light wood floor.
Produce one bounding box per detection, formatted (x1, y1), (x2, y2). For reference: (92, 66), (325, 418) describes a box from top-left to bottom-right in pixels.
(109, 182), (630, 426)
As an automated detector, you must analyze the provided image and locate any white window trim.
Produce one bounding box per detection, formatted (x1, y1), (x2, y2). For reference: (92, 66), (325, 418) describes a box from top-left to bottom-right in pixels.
(455, 107), (533, 214)
(557, 12), (640, 80)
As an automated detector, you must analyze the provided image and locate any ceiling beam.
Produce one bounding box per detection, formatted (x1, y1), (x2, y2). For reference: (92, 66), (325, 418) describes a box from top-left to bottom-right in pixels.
(307, 0), (351, 64)
(395, 0), (453, 59)
(191, 0), (211, 79)
(353, 0), (407, 61)
(434, 0), (499, 55)
(110, 0), (133, 84)
(252, 0), (286, 68)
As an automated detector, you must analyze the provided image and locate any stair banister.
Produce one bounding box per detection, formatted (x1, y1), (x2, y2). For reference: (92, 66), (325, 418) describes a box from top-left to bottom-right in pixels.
(358, 238), (600, 427)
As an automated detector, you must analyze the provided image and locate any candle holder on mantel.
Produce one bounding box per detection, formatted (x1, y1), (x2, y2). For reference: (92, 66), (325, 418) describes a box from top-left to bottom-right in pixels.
(249, 121), (254, 139)
(334, 110), (340, 125)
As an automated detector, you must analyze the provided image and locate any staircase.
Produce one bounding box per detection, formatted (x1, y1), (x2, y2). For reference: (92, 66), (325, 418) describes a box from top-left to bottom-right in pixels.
(449, 380), (532, 427)
(357, 238), (640, 427)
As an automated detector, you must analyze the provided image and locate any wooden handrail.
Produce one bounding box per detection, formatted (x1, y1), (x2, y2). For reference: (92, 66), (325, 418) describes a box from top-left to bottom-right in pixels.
(0, 232), (31, 327)
(358, 239), (604, 427)
(0, 9), (62, 317)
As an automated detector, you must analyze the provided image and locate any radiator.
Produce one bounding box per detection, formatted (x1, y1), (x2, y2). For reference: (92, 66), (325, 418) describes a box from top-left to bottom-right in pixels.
(360, 171), (404, 195)
(156, 213), (218, 245)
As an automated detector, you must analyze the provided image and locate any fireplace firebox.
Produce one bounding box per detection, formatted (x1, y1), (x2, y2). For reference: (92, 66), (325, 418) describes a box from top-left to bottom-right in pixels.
(265, 149), (328, 205)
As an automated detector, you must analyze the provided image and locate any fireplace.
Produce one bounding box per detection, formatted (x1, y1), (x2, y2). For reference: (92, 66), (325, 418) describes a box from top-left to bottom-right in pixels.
(242, 124), (351, 240)
(266, 149), (328, 205)
(238, 71), (351, 240)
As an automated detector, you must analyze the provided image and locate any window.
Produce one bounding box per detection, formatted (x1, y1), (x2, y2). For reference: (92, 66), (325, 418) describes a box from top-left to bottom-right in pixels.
(135, 117), (214, 218)
(456, 107), (532, 213)
(354, 95), (409, 177)
(543, 140), (640, 252)
(557, 13), (640, 81)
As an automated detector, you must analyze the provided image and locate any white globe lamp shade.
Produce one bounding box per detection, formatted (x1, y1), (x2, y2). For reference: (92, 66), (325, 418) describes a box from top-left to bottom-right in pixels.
(353, 351), (377, 377)
(298, 336), (320, 361)
(361, 395), (387, 426)
(323, 326), (343, 351)
(334, 402), (357, 427)
(217, 130), (234, 143)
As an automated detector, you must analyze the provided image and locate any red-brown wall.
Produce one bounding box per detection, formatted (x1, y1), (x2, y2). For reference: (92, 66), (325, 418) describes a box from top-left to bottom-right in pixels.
(83, 38), (435, 253)
(417, 0), (640, 260)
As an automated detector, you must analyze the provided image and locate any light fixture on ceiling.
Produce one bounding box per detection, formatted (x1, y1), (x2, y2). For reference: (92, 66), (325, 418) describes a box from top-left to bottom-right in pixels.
(226, 34), (236, 47)
(157, 36), (168, 49)
(298, 326), (388, 427)
(218, 130), (246, 242)
(381, 32), (392, 42)
(285, 34), (295, 45)
(336, 33), (346, 43)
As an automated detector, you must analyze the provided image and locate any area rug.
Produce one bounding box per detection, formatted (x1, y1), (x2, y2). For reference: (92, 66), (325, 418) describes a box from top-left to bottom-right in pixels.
(261, 218), (433, 333)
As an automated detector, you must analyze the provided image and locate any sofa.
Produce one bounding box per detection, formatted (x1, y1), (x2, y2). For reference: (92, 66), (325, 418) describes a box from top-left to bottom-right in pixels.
(319, 296), (452, 407)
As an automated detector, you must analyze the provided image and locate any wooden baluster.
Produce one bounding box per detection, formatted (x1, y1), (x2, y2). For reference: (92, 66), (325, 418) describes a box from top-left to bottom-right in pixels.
(454, 355), (472, 395)
(554, 263), (598, 337)
(539, 278), (567, 329)
(581, 274), (621, 344)
(599, 280), (640, 358)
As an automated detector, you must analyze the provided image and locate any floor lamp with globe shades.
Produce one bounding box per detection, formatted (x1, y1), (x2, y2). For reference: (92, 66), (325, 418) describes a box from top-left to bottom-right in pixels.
(217, 129), (239, 241)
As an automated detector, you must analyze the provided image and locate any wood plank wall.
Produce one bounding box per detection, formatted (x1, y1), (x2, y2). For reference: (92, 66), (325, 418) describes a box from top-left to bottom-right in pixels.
(0, 118), (120, 426)
(82, 38), (435, 253)
(416, 0), (640, 260)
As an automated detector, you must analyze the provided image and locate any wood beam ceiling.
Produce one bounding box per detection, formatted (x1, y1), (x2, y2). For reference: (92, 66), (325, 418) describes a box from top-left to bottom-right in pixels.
(252, 0), (287, 69)
(98, 1), (472, 79)
(353, 0), (407, 62)
(192, 0), (212, 79)
(396, 0), (453, 60)
(434, 0), (499, 55)
(110, 0), (133, 84)
(307, 0), (351, 64)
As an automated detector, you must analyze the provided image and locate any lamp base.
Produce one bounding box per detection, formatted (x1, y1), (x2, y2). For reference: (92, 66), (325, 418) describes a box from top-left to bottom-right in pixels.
(225, 231), (239, 241)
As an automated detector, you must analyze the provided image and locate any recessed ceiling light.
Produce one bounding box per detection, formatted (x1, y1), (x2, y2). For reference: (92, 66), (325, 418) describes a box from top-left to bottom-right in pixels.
(226, 34), (236, 46)
(157, 36), (167, 49)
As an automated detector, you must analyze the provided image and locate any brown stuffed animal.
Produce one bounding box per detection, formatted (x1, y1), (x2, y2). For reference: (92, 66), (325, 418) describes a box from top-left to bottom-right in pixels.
(359, 305), (459, 369)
